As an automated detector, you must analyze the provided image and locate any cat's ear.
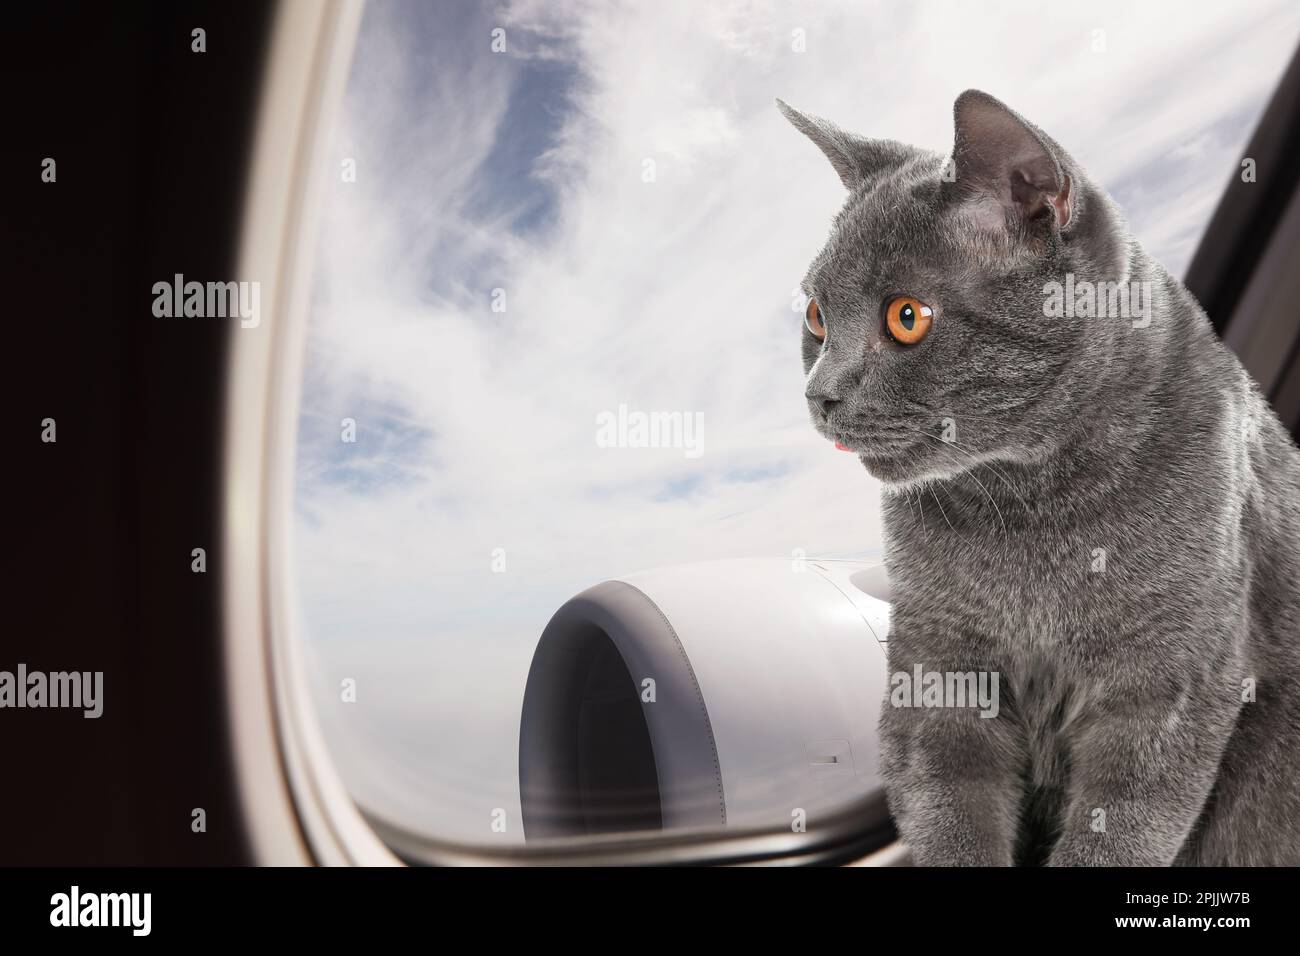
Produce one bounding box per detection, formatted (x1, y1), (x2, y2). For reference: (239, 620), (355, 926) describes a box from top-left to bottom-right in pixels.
(776, 99), (900, 190)
(950, 90), (1072, 232)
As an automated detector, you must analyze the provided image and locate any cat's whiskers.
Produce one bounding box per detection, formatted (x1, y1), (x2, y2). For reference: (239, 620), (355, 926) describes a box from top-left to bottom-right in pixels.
(969, 457), (1032, 513)
(884, 413), (1037, 513)
(923, 434), (1009, 536)
(927, 485), (972, 546)
(921, 431), (1029, 517)
(920, 411), (1065, 449)
(905, 487), (927, 542)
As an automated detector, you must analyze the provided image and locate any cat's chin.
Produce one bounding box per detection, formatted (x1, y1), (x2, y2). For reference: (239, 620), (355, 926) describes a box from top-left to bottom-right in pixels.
(860, 453), (963, 492)
(821, 423), (958, 487)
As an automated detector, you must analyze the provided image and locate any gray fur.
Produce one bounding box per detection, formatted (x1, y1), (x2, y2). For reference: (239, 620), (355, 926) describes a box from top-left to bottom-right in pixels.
(780, 90), (1300, 865)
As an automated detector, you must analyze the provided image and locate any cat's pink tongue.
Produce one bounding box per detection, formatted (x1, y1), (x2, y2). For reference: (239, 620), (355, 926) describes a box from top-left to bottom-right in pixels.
(835, 442), (851, 452)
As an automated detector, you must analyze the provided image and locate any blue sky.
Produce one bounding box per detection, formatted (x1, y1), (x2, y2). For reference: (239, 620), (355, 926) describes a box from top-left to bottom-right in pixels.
(293, 0), (1300, 842)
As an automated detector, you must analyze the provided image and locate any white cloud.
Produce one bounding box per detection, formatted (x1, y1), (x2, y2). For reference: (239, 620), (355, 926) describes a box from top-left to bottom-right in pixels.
(294, 0), (1300, 841)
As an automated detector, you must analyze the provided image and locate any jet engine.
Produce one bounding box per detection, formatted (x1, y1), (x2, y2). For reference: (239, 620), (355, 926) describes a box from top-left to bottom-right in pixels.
(518, 558), (891, 839)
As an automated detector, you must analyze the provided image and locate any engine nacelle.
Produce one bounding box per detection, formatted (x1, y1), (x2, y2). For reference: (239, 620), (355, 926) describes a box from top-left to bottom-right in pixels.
(519, 558), (891, 839)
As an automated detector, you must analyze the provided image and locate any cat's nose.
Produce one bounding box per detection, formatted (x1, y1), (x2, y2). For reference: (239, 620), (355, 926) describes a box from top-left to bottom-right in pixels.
(806, 389), (841, 415)
(807, 363), (856, 415)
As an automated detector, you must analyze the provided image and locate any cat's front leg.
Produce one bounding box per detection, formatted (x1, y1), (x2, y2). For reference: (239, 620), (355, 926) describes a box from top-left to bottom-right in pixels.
(879, 673), (1025, 866)
(1048, 677), (1241, 867)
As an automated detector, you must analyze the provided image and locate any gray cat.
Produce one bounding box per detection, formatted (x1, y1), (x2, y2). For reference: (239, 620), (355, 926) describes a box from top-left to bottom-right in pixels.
(779, 90), (1300, 865)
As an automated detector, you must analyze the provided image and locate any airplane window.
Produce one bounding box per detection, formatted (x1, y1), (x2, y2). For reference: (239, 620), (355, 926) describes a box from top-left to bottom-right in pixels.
(292, 0), (1300, 847)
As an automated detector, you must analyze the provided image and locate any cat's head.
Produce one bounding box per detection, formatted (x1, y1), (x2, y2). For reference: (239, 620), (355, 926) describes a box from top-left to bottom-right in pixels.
(778, 90), (1131, 488)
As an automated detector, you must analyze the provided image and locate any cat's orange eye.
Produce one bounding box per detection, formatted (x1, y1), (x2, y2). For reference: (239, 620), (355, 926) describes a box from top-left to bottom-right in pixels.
(884, 296), (933, 345)
(805, 296), (826, 341)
